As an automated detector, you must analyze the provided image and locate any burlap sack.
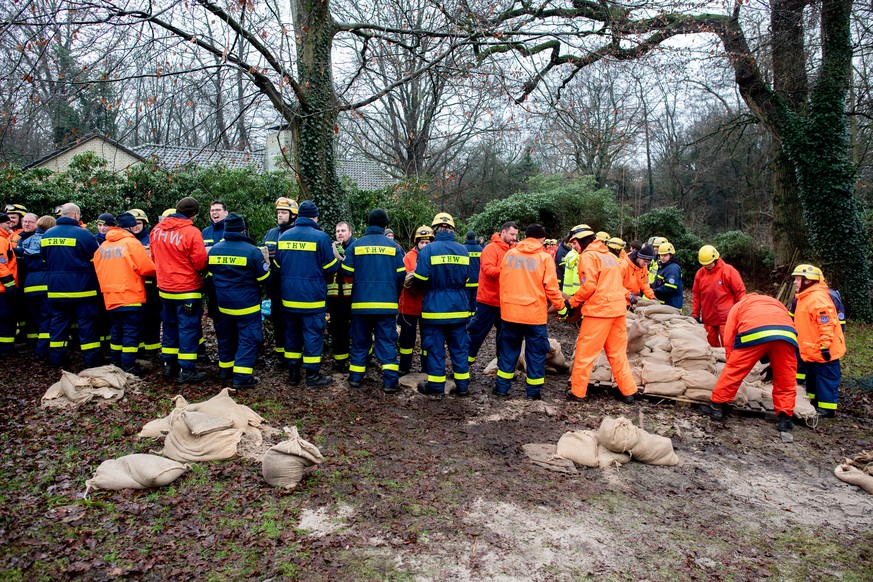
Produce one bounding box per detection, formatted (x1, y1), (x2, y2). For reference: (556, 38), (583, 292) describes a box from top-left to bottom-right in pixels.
(629, 430), (679, 466)
(77, 365), (135, 390)
(521, 444), (578, 474)
(590, 366), (613, 383)
(186, 388), (264, 433)
(183, 411), (235, 436)
(794, 388), (816, 420)
(598, 445), (631, 469)
(681, 369), (717, 391)
(483, 358), (499, 375)
(43, 371), (91, 404)
(834, 464), (873, 494)
(647, 313), (680, 323)
(677, 358), (717, 374)
(546, 339), (569, 372)
(598, 416), (640, 453)
(684, 389), (714, 402)
(645, 335), (672, 352)
(626, 318), (651, 354)
(162, 409), (243, 462)
(643, 381), (686, 397)
(637, 304), (681, 317)
(711, 347), (726, 363)
(640, 361), (683, 385)
(647, 349), (672, 365)
(139, 395), (188, 438)
(262, 426), (325, 489)
(670, 340), (711, 363)
(555, 430), (599, 468)
(85, 454), (190, 496)
(732, 385), (750, 407)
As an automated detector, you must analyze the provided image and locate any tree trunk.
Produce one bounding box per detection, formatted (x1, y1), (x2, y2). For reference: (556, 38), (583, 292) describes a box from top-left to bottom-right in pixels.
(770, 145), (807, 264)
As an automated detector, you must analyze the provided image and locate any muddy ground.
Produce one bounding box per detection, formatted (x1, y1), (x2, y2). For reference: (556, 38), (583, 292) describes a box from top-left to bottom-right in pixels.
(1, 319), (872, 581)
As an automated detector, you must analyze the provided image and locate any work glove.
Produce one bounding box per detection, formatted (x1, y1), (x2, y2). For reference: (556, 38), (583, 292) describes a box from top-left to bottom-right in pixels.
(695, 315), (703, 324)
(628, 293), (638, 305)
(2, 277), (17, 299)
(821, 347), (832, 362)
(557, 305), (569, 320)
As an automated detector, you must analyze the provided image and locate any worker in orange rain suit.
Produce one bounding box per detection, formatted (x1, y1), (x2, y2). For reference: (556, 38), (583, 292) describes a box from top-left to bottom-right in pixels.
(0, 213), (19, 356)
(620, 243), (656, 306)
(791, 264), (846, 417)
(565, 229), (638, 404)
(698, 294), (798, 431)
(493, 224), (567, 399)
(691, 245), (746, 348)
(92, 212), (157, 374)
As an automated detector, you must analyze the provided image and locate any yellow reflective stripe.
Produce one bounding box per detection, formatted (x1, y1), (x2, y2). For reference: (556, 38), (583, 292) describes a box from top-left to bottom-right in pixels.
(342, 264), (355, 273)
(24, 285), (48, 293)
(664, 283), (678, 289)
(349, 364), (366, 373)
(399, 348), (413, 355)
(203, 239), (214, 244)
(303, 356), (321, 364)
(465, 283), (478, 288)
(178, 353), (198, 361)
(199, 337), (205, 345)
(323, 258), (337, 270)
(284, 351), (302, 359)
(0, 337), (15, 343)
(278, 241), (316, 251)
(38, 333), (50, 339)
(26, 333), (38, 339)
(796, 373), (807, 380)
(80, 341), (101, 350)
(352, 302), (398, 310)
(208, 255), (247, 266)
(422, 311), (469, 320)
(396, 267), (406, 273)
(413, 272), (428, 281)
(454, 371), (470, 380)
(382, 364), (399, 371)
(274, 347), (285, 353)
(218, 304), (261, 316)
(430, 255), (469, 266)
(334, 353), (349, 360)
(122, 347), (139, 353)
(818, 402), (837, 410)
(256, 272), (270, 282)
(327, 283), (339, 290)
(468, 252), (481, 258)
(468, 356), (476, 363)
(739, 330), (797, 344)
(233, 366), (253, 374)
(50, 341), (67, 348)
(526, 377), (545, 385)
(354, 245), (396, 256)
(807, 392), (816, 400)
(41, 237), (76, 247)
(282, 300), (326, 309)
(144, 342), (161, 350)
(497, 370), (515, 379)
(159, 291), (202, 300)
(162, 347), (179, 355)
(219, 361), (234, 368)
(48, 290), (98, 299)
(427, 375), (446, 383)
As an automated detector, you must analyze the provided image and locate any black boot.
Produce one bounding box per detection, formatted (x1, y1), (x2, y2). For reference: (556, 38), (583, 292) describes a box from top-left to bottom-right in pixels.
(162, 361), (179, 379)
(777, 411), (794, 432)
(288, 364), (302, 386)
(306, 369), (332, 388)
(697, 401), (725, 420)
(177, 368), (206, 384)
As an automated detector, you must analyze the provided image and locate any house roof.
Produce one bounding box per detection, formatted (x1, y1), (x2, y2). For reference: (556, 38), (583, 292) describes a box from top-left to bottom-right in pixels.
(337, 158), (395, 190)
(131, 144), (264, 172)
(24, 133), (146, 169)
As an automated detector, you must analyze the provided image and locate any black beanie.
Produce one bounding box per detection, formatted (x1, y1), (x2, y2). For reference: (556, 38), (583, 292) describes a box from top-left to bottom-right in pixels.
(224, 212), (246, 233)
(97, 213), (116, 227)
(367, 208), (389, 228)
(466, 230), (476, 241)
(297, 200), (318, 218)
(637, 244), (657, 261)
(116, 212), (137, 228)
(525, 224), (547, 239)
(176, 197), (200, 217)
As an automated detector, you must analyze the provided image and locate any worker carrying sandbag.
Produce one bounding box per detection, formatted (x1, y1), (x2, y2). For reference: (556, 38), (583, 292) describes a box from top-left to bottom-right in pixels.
(698, 294), (798, 432)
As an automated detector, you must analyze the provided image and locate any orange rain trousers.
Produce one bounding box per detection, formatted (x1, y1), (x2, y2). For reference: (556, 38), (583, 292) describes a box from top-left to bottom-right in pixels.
(705, 324), (725, 348)
(569, 316), (637, 398)
(711, 340), (797, 416)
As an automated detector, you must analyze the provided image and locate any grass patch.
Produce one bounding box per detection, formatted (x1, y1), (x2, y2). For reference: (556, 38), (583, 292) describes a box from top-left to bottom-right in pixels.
(842, 322), (873, 379)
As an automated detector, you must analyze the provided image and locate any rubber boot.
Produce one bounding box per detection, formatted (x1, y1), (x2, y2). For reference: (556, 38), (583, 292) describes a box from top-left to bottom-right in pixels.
(288, 364), (302, 386)
(697, 401), (725, 420)
(162, 361), (179, 379)
(306, 369), (332, 388)
(777, 411), (794, 432)
(177, 368), (206, 384)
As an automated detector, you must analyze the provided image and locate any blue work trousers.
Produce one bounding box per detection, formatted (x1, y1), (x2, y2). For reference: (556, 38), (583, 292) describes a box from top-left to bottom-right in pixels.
(494, 321), (549, 398)
(216, 311), (262, 383)
(26, 292), (50, 358)
(0, 293), (15, 356)
(467, 302), (501, 363)
(349, 314), (399, 387)
(161, 297), (204, 370)
(805, 359), (841, 412)
(109, 307), (144, 369)
(422, 322), (470, 394)
(48, 298), (101, 367)
(284, 311), (326, 374)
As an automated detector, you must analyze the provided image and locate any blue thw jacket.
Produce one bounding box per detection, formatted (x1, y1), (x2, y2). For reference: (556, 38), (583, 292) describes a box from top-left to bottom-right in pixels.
(413, 230), (470, 325)
(341, 226), (406, 315)
(207, 232), (270, 316)
(653, 257), (683, 309)
(262, 223), (294, 261)
(40, 217), (99, 302)
(463, 236), (483, 291)
(202, 219), (225, 248)
(20, 228), (48, 295)
(276, 217), (339, 313)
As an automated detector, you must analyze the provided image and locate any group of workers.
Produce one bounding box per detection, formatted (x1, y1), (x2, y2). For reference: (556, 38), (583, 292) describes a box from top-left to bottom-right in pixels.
(0, 198), (847, 426)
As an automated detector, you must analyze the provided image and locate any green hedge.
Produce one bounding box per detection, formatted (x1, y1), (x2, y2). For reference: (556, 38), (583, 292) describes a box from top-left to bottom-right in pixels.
(345, 178), (437, 249)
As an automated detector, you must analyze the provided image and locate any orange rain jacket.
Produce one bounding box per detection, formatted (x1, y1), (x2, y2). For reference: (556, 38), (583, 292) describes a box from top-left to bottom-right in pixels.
(93, 228), (157, 310)
(0, 228), (18, 292)
(150, 215), (208, 294)
(499, 238), (565, 325)
(619, 255), (654, 300)
(398, 247), (425, 316)
(722, 294), (797, 359)
(691, 259), (746, 325)
(793, 281), (846, 363)
(568, 240), (626, 317)
(477, 232), (513, 307)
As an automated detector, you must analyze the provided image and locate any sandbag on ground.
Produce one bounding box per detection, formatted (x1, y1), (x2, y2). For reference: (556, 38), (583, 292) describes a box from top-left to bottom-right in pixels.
(629, 431), (679, 466)
(521, 444), (578, 474)
(163, 409), (243, 462)
(598, 416), (640, 453)
(681, 369), (718, 391)
(41, 365), (139, 409)
(598, 445), (631, 469)
(834, 465), (873, 494)
(640, 361), (683, 385)
(555, 430), (599, 468)
(643, 381), (687, 397)
(262, 426), (325, 489)
(626, 318), (650, 354)
(85, 454), (190, 496)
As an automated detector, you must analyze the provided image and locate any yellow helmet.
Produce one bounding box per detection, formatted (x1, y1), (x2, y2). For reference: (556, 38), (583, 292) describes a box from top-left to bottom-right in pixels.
(275, 197), (298, 213)
(161, 208), (175, 219)
(791, 264), (823, 281)
(698, 245), (720, 265)
(432, 212), (455, 229)
(569, 224), (591, 237)
(596, 231), (610, 241)
(128, 208), (149, 224)
(4, 203), (27, 216)
(414, 225), (434, 242)
(649, 236), (668, 247)
(606, 237), (625, 251)
(658, 242), (676, 255)
(570, 228), (595, 241)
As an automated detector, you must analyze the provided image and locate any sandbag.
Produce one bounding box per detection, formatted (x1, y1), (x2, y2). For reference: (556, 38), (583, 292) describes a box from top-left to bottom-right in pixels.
(590, 366), (613, 383)
(794, 389), (817, 420)
(670, 341), (711, 363)
(483, 358), (498, 375)
(597, 445), (631, 469)
(521, 444), (578, 474)
(598, 416), (640, 453)
(640, 361), (683, 385)
(262, 426), (325, 489)
(834, 464), (873, 494)
(645, 335), (671, 352)
(681, 369), (718, 391)
(677, 358), (717, 374)
(85, 454), (190, 496)
(162, 409), (243, 462)
(183, 411), (235, 437)
(647, 313), (681, 323)
(186, 388), (264, 433)
(647, 349), (672, 365)
(555, 430), (599, 468)
(626, 318), (651, 354)
(629, 430), (679, 466)
(637, 304), (681, 317)
(711, 347), (726, 363)
(683, 389), (714, 402)
(643, 381), (686, 397)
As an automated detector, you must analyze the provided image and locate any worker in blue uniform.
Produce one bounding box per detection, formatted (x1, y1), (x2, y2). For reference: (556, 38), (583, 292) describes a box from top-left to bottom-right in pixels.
(261, 197), (298, 364)
(652, 242), (683, 309)
(463, 230), (482, 316)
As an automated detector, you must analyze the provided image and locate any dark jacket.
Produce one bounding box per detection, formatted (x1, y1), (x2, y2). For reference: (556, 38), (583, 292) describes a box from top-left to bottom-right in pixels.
(276, 217), (340, 313)
(40, 217), (100, 302)
(341, 226), (406, 315)
(413, 230), (470, 325)
(207, 232), (270, 316)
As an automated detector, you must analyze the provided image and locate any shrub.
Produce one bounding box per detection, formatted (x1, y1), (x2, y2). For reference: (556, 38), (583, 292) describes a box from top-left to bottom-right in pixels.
(712, 230), (774, 289)
(634, 206), (703, 287)
(345, 178), (437, 249)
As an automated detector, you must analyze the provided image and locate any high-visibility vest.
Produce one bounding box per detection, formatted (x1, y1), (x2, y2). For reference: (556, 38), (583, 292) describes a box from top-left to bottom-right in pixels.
(561, 249), (581, 295)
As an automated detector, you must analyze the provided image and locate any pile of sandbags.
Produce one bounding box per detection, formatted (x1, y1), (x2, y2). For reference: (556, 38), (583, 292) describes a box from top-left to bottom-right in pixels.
(41, 365), (140, 409)
(555, 416), (679, 468)
(834, 451), (873, 494)
(482, 338), (569, 376)
(85, 454), (190, 497)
